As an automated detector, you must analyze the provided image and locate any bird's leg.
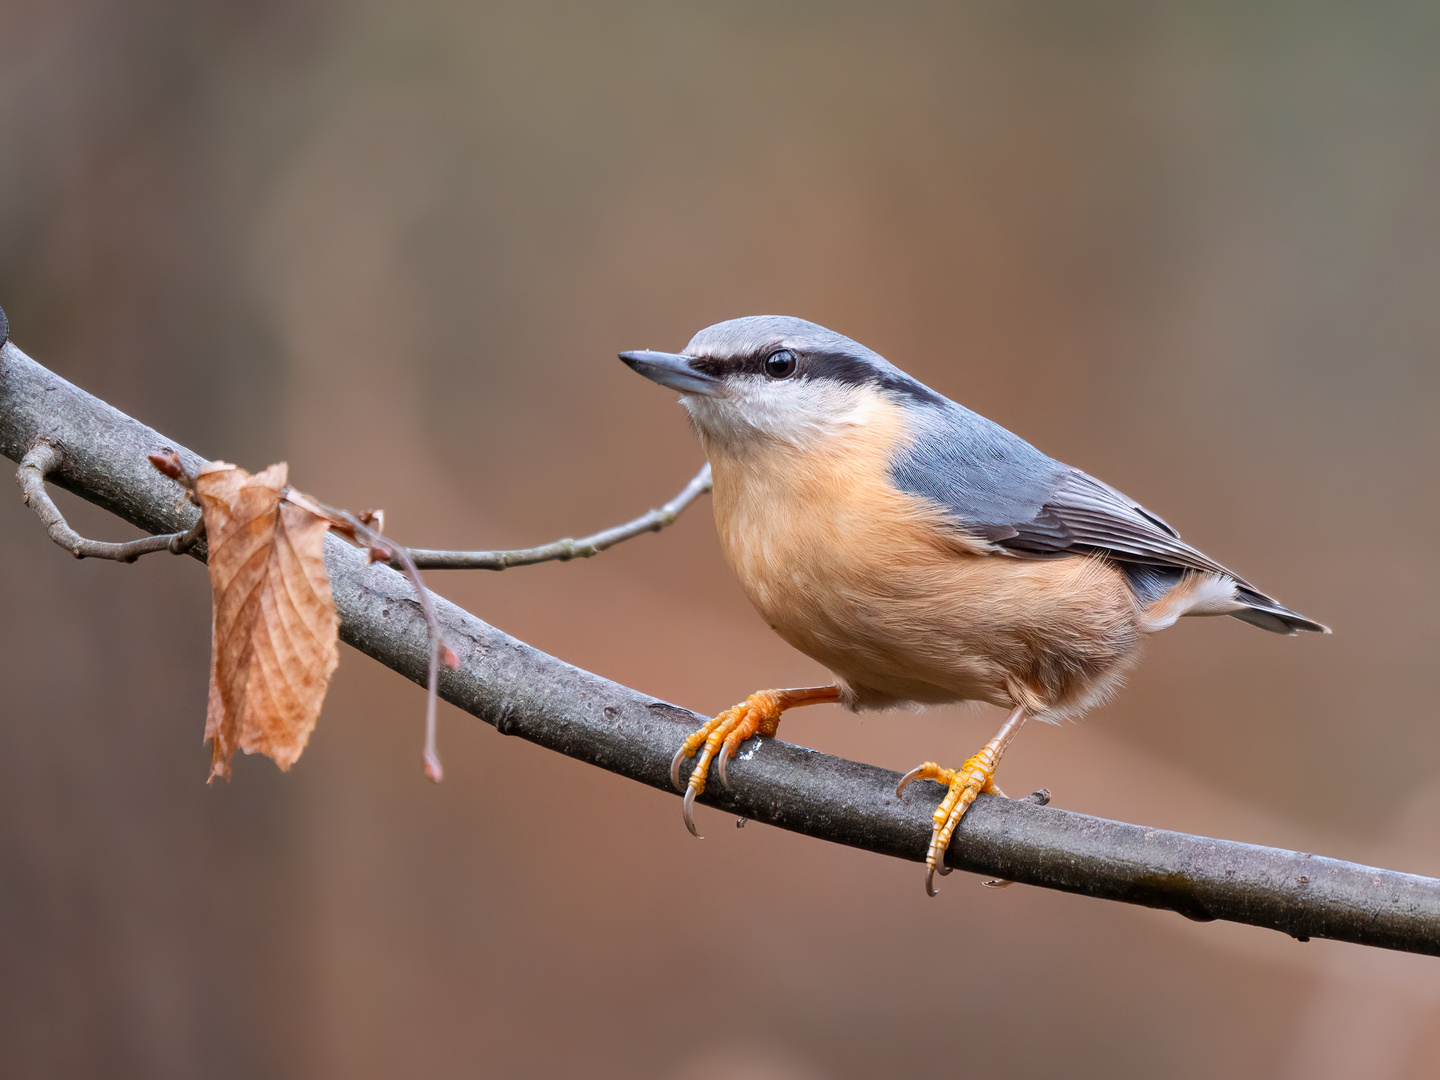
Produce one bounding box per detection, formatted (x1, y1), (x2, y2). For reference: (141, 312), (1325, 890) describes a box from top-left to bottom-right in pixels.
(671, 685), (841, 838)
(896, 705), (1028, 896)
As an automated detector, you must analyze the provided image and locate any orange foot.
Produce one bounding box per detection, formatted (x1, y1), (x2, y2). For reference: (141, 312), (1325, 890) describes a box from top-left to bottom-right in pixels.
(671, 685), (840, 837)
(895, 705), (1028, 896)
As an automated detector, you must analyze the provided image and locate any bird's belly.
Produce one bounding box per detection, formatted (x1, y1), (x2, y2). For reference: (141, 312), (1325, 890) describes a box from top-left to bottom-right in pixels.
(719, 496), (1142, 717)
(734, 540), (1011, 708)
(705, 409), (1144, 718)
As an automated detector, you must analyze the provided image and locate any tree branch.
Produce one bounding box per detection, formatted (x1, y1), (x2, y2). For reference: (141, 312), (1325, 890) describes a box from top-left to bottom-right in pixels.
(3, 331), (1438, 957)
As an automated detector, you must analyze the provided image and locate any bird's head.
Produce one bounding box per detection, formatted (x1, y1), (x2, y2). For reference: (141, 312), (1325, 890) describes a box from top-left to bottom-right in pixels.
(620, 315), (942, 453)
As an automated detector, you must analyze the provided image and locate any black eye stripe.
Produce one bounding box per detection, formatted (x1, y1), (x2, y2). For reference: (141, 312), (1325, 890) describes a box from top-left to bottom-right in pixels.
(685, 348), (944, 406)
(804, 350), (946, 405)
(686, 352), (775, 378)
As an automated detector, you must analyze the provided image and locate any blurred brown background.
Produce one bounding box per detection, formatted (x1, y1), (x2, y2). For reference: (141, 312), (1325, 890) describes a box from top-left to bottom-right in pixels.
(2, 2), (1439, 1077)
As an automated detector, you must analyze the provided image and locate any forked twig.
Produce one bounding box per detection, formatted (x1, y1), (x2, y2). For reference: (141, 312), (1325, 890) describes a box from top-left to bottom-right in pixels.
(18, 441), (204, 561)
(355, 464), (714, 774)
(282, 467), (713, 783)
(360, 464), (712, 774)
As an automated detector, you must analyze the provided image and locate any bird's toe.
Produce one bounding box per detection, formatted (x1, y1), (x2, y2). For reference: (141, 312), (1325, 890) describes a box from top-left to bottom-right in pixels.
(897, 750), (1002, 896)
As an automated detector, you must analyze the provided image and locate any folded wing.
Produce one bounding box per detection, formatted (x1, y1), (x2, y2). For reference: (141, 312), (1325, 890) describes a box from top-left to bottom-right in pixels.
(890, 401), (1327, 635)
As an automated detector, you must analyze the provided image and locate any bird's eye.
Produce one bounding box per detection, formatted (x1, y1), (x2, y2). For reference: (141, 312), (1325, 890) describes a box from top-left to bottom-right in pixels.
(764, 349), (798, 379)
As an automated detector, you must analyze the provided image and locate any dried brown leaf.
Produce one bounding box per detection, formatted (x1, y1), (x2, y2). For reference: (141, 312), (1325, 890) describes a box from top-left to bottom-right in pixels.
(195, 461), (338, 780)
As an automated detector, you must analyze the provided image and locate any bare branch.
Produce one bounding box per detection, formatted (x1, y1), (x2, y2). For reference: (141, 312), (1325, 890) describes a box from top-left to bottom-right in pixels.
(400, 462), (713, 570)
(4, 334), (1440, 956)
(17, 440), (202, 561)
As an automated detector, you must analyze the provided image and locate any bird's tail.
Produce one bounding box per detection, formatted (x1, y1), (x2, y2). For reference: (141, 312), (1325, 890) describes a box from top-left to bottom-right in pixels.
(1126, 564), (1329, 636)
(1229, 585), (1330, 635)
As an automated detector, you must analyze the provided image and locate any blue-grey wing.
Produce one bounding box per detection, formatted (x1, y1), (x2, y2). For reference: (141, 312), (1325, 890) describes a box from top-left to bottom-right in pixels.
(890, 402), (1248, 581)
(888, 400), (1326, 633)
(1002, 470), (1248, 580)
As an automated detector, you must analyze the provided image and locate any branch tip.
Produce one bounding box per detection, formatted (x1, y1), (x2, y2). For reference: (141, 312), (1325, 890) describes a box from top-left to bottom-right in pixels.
(401, 463), (713, 571)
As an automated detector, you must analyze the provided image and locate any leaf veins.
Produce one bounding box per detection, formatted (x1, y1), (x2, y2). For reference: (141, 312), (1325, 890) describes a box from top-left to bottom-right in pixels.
(195, 461), (338, 780)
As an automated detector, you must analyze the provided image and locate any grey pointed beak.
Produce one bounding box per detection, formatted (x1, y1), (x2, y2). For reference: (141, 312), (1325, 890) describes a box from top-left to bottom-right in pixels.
(618, 350), (723, 397)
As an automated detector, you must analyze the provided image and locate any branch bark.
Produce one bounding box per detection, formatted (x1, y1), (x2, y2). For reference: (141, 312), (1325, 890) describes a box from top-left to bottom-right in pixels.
(3, 334), (1439, 956)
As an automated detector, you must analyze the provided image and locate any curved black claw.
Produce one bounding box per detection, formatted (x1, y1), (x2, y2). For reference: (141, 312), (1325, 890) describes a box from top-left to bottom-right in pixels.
(670, 744), (689, 792)
(895, 764), (925, 798)
(682, 785), (703, 839)
(925, 866), (939, 897)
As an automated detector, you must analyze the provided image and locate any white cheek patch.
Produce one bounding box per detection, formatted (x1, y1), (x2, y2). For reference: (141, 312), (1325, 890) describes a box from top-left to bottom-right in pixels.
(685, 376), (880, 449)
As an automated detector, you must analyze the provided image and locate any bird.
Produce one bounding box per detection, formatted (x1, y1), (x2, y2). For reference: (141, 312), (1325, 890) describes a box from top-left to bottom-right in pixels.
(620, 315), (1327, 895)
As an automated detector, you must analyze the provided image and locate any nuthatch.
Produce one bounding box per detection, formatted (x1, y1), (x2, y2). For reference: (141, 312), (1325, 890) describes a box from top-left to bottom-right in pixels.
(621, 315), (1327, 895)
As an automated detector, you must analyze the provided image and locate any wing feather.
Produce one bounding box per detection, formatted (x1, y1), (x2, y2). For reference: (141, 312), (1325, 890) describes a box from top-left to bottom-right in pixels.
(1003, 472), (1250, 586)
(883, 381), (1328, 633)
(892, 402), (1282, 601)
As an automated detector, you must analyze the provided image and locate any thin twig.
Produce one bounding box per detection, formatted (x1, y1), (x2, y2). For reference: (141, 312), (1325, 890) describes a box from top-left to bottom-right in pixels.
(400, 463), (713, 570)
(311, 459), (714, 772)
(5, 337), (1440, 955)
(285, 489), (457, 782)
(368, 461), (715, 774)
(17, 441), (201, 561)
